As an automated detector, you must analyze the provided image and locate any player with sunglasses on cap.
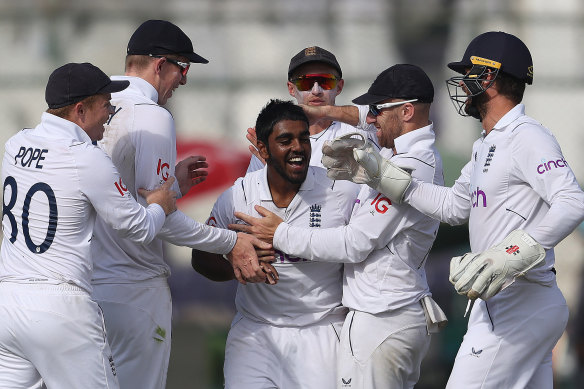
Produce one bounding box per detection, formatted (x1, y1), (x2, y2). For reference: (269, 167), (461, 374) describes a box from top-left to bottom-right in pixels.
(246, 45), (379, 172)
(0, 62), (177, 388)
(90, 19), (270, 389)
(322, 32), (584, 388)
(232, 64), (447, 388)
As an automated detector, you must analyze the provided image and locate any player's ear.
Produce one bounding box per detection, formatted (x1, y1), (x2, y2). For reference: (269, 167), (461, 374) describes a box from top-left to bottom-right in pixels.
(335, 78), (344, 95)
(287, 81), (296, 97)
(257, 140), (269, 161)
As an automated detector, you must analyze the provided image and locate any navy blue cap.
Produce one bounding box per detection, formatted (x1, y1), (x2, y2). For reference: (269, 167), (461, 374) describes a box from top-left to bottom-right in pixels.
(127, 20), (208, 64)
(45, 63), (129, 109)
(352, 64), (434, 105)
(288, 46), (342, 79)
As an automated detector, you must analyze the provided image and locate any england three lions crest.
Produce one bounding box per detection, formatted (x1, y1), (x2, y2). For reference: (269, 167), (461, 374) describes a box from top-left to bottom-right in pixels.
(309, 204), (321, 227)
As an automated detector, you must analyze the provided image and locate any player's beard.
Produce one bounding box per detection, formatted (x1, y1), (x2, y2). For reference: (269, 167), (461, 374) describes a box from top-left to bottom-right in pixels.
(464, 91), (488, 121)
(267, 153), (308, 186)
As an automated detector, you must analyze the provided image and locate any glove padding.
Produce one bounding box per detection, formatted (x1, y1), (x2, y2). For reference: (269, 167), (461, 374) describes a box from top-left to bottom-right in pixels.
(321, 133), (367, 181)
(322, 132), (412, 204)
(449, 230), (546, 300)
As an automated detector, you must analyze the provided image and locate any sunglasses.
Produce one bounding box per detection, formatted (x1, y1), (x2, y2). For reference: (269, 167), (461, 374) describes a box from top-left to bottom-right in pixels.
(368, 99), (418, 116)
(149, 54), (190, 76)
(291, 73), (338, 91)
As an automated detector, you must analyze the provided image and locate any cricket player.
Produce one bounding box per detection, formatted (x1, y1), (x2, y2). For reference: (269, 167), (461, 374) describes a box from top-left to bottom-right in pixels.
(192, 99), (359, 388)
(0, 63), (176, 388)
(90, 20), (268, 389)
(328, 32), (584, 388)
(233, 64), (447, 388)
(247, 45), (378, 171)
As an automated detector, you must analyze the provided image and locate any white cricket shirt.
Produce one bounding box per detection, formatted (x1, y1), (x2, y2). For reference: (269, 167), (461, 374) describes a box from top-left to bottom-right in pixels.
(91, 76), (236, 284)
(208, 166), (359, 326)
(274, 124), (443, 313)
(405, 104), (584, 285)
(0, 113), (166, 292)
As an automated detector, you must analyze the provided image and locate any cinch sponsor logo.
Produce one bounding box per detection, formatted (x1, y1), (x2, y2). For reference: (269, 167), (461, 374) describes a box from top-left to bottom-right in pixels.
(206, 216), (217, 227)
(157, 158), (170, 181)
(274, 249), (308, 263)
(471, 187), (487, 208)
(537, 158), (568, 174)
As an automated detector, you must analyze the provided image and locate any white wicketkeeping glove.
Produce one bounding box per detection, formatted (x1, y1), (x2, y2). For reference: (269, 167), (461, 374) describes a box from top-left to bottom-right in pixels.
(449, 229), (546, 301)
(321, 132), (412, 204)
(321, 133), (367, 181)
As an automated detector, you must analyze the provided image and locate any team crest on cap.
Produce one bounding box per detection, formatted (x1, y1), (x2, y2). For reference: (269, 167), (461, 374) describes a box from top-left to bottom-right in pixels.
(305, 47), (317, 56)
(527, 65), (534, 79)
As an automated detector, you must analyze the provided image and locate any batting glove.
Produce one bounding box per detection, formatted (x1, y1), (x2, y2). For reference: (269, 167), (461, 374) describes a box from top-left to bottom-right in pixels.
(321, 132), (412, 204)
(449, 229), (546, 300)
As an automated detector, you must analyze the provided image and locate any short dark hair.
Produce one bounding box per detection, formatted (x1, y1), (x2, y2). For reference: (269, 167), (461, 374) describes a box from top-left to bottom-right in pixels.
(255, 99), (309, 145)
(495, 71), (526, 104)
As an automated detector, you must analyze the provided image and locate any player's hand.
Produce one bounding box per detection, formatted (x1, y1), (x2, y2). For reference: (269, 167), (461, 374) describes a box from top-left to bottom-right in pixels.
(298, 104), (329, 126)
(246, 127), (265, 166)
(227, 232), (271, 285)
(260, 261), (279, 285)
(229, 205), (283, 244)
(175, 155), (208, 195)
(138, 177), (177, 215)
(449, 230), (546, 300)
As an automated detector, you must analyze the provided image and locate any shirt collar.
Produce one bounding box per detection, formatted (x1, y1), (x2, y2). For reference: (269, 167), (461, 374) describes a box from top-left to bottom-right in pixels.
(111, 75), (159, 103)
(37, 112), (93, 143)
(257, 165), (316, 202)
(493, 103), (525, 130)
(393, 122), (435, 155)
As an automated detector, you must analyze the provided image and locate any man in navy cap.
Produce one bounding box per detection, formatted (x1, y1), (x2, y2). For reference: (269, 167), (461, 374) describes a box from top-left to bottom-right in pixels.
(90, 20), (270, 389)
(232, 64), (448, 388)
(323, 32), (584, 388)
(0, 62), (177, 388)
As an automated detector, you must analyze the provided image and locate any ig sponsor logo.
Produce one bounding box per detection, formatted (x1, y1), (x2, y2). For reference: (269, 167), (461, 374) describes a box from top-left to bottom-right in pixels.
(537, 158), (568, 174)
(157, 158), (170, 181)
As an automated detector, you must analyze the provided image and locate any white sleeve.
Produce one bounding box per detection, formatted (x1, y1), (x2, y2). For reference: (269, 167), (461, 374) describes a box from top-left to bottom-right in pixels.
(404, 161), (472, 225)
(129, 105), (237, 252)
(246, 154), (264, 174)
(356, 104), (377, 132)
(80, 148), (165, 244)
(132, 106), (178, 194)
(512, 128), (584, 248)
(274, 186), (417, 263)
(157, 210), (236, 254)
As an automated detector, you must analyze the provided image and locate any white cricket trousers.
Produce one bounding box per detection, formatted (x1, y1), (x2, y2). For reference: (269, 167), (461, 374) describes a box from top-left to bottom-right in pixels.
(337, 303), (431, 389)
(0, 281), (119, 389)
(224, 312), (345, 389)
(446, 278), (568, 388)
(92, 278), (172, 389)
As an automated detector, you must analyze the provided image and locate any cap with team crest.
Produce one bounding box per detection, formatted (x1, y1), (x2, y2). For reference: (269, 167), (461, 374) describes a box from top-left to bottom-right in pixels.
(288, 46), (342, 79)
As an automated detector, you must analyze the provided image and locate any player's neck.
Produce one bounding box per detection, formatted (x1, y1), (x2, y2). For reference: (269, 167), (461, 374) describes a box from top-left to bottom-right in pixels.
(309, 120), (333, 136)
(266, 170), (301, 208)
